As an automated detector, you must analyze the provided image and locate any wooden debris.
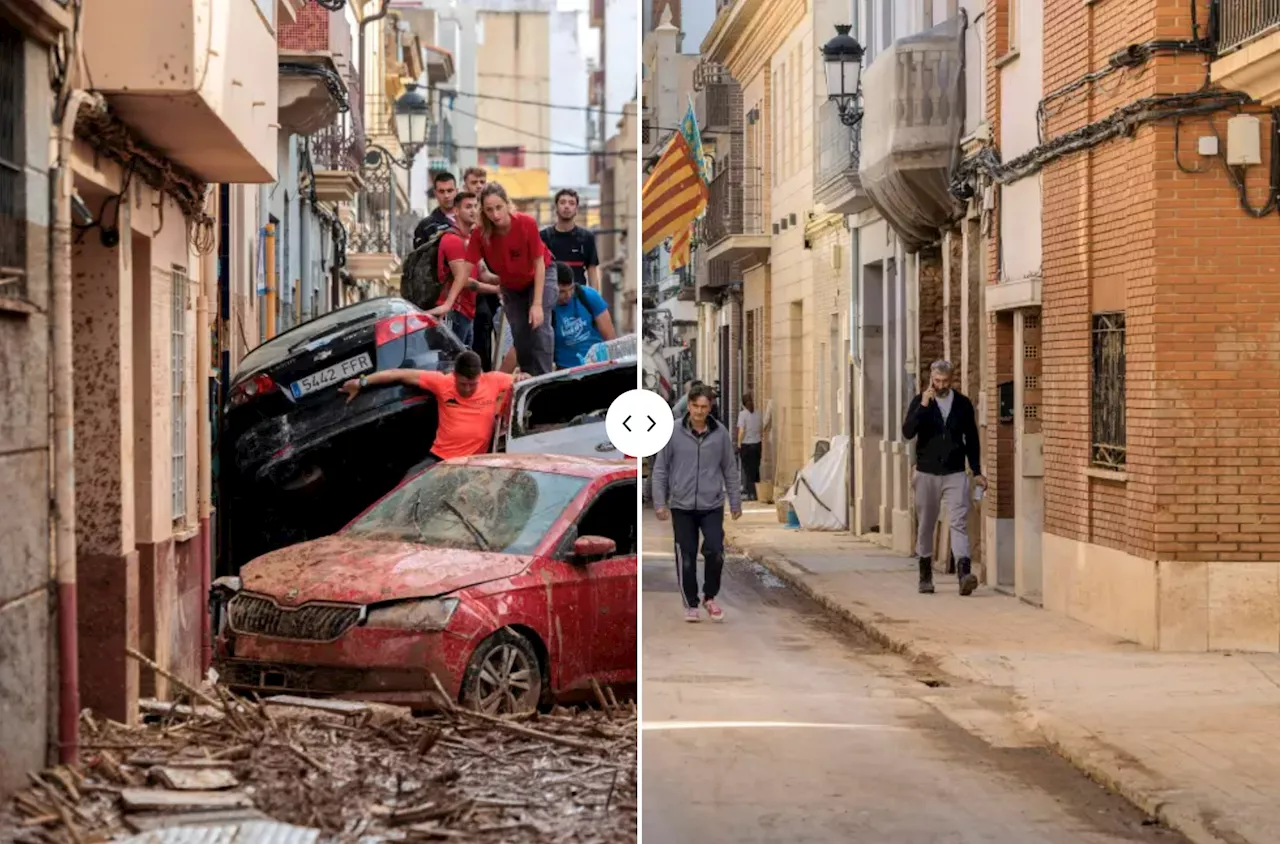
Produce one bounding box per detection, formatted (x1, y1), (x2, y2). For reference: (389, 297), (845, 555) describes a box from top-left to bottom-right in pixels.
(3, 673), (637, 844)
(119, 789), (254, 812)
(149, 767), (239, 791)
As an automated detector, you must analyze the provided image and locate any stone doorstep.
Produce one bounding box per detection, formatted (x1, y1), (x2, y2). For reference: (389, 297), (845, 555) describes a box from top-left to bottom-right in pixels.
(721, 521), (1258, 844)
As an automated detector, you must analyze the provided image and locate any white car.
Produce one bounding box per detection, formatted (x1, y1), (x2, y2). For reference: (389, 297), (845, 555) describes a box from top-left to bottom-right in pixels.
(495, 357), (637, 460)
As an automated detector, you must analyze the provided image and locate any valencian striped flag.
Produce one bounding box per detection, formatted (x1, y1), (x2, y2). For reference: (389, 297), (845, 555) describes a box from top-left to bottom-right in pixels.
(668, 223), (693, 272)
(643, 98), (709, 254)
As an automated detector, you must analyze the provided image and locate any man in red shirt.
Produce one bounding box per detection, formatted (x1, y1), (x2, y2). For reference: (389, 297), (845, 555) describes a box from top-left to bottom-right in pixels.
(428, 191), (499, 349)
(464, 183), (557, 376)
(338, 350), (528, 480)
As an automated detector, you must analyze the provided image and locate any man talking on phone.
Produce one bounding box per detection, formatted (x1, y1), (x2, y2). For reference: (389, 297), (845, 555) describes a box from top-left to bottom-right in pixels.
(901, 360), (987, 596)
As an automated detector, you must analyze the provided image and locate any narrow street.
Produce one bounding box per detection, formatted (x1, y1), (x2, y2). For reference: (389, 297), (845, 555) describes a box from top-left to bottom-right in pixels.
(640, 507), (1184, 843)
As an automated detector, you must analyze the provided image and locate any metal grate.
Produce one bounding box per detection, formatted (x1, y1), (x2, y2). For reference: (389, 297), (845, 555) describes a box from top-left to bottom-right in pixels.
(228, 593), (363, 642)
(0, 18), (26, 299)
(1217, 0), (1280, 53)
(171, 266), (188, 523)
(1091, 312), (1126, 469)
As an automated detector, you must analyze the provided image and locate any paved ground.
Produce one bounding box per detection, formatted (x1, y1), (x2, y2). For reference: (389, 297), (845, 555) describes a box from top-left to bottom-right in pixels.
(641, 508), (1186, 843)
(715, 506), (1280, 844)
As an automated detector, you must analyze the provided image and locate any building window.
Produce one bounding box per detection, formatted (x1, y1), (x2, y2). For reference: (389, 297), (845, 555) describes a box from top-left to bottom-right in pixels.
(171, 265), (189, 524)
(1091, 311), (1126, 470)
(0, 19), (26, 302)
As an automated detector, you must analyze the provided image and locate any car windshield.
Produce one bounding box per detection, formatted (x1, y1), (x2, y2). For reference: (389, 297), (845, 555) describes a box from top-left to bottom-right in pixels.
(514, 364), (636, 437)
(344, 464), (588, 554)
(237, 297), (413, 375)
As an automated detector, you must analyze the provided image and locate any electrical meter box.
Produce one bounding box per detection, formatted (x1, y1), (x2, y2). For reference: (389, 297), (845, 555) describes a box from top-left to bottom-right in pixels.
(1226, 114), (1262, 166)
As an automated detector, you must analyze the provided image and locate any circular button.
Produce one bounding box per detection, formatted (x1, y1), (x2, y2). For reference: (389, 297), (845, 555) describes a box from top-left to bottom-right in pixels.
(605, 389), (675, 458)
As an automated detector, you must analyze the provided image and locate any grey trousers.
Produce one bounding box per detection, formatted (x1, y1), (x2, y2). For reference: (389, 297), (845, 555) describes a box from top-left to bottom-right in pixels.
(500, 265), (557, 376)
(914, 471), (970, 559)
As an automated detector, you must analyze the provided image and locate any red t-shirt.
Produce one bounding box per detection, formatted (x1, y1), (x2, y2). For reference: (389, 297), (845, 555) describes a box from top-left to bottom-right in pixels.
(416, 370), (514, 460)
(464, 212), (551, 292)
(436, 230), (478, 319)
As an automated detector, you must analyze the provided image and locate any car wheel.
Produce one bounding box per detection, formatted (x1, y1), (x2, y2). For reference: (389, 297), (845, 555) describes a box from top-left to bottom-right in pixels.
(460, 628), (543, 715)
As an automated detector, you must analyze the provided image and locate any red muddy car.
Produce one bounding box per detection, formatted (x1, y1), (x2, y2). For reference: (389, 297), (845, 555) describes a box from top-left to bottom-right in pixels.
(210, 453), (636, 714)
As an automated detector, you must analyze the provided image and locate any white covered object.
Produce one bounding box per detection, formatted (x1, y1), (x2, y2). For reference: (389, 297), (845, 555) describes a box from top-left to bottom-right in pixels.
(780, 435), (849, 531)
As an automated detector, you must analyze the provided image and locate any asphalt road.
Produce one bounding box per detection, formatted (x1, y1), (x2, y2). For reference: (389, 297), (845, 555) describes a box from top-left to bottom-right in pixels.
(641, 507), (1186, 844)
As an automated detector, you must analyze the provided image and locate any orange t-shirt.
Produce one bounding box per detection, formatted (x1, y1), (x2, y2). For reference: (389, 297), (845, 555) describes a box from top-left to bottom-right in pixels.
(416, 370), (514, 460)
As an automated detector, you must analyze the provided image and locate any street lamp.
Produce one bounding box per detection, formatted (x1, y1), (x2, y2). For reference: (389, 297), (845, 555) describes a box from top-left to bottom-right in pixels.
(821, 24), (865, 127)
(394, 82), (431, 157)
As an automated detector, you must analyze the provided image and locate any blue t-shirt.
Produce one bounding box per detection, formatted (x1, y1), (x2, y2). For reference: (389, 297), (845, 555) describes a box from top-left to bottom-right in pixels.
(553, 285), (608, 369)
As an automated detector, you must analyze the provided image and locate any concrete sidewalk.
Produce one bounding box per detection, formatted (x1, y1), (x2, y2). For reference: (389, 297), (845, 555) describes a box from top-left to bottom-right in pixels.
(725, 506), (1280, 844)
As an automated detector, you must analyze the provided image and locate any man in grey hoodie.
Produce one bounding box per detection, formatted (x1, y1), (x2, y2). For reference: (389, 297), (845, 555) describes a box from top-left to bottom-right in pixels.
(653, 385), (742, 622)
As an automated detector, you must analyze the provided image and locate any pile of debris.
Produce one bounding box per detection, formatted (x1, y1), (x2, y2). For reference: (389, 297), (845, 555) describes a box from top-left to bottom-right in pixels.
(4, 653), (636, 843)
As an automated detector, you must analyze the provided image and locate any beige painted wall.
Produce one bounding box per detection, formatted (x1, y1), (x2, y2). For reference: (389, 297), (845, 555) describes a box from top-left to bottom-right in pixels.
(996, 0), (1043, 281)
(476, 11), (552, 172)
(767, 14), (816, 485)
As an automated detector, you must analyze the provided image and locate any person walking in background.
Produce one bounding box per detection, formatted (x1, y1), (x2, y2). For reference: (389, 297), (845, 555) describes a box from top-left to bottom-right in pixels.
(552, 261), (615, 369)
(540, 189), (600, 290)
(737, 392), (763, 501)
(465, 183), (556, 376)
(652, 385), (742, 623)
(426, 191), (499, 349)
(901, 360), (987, 596)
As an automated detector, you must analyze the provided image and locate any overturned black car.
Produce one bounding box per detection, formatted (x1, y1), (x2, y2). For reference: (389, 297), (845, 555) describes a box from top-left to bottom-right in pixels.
(217, 297), (465, 574)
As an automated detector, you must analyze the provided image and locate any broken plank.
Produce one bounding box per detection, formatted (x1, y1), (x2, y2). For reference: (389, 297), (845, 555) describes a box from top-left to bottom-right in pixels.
(150, 767), (240, 791)
(261, 696), (370, 715)
(122, 809), (269, 833)
(120, 789), (253, 812)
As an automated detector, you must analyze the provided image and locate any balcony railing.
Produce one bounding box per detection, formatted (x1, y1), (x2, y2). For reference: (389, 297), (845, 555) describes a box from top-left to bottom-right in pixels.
(695, 83), (733, 131)
(310, 124), (364, 172)
(705, 166), (764, 245)
(1218, 0), (1280, 52)
(349, 152), (398, 254)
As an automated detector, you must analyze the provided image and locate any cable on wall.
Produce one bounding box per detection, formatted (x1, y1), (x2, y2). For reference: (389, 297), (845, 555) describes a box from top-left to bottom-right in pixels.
(952, 89), (1252, 198)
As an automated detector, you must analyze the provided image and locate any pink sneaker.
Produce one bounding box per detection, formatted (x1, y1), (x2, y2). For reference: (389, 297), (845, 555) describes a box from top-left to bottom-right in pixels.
(684, 607), (700, 623)
(704, 599), (724, 622)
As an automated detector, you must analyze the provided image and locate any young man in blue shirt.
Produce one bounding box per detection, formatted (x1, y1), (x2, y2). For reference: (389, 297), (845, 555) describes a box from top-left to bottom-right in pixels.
(552, 262), (616, 369)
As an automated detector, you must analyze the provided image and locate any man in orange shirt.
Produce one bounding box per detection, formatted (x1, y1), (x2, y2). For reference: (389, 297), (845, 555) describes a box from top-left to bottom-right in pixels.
(338, 350), (527, 480)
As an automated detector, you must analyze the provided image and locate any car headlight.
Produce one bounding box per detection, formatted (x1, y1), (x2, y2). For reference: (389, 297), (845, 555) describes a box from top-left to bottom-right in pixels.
(365, 598), (460, 631)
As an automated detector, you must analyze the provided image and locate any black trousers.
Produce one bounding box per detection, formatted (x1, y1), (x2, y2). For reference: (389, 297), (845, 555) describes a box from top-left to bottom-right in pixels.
(672, 507), (726, 608)
(472, 294), (500, 371)
(740, 443), (762, 493)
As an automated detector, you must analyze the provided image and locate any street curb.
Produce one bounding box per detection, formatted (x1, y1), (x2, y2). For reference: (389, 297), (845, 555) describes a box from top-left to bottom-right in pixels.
(726, 531), (1244, 844)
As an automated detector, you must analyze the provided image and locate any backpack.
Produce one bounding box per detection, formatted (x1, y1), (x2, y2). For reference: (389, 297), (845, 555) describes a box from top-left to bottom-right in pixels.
(400, 225), (450, 311)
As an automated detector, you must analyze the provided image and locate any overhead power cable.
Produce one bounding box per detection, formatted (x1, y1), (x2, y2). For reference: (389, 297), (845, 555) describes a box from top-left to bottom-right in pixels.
(428, 83), (633, 117)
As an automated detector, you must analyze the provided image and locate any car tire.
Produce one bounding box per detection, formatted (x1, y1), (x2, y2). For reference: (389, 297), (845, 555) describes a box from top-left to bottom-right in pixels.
(460, 628), (543, 715)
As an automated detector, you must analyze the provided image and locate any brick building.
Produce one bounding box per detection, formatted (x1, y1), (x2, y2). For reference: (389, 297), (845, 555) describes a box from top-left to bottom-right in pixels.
(974, 0), (1280, 651)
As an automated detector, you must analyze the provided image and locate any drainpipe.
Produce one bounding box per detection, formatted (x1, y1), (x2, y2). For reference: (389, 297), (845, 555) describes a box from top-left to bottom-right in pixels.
(264, 223), (277, 340)
(196, 194), (215, 672)
(51, 88), (92, 765)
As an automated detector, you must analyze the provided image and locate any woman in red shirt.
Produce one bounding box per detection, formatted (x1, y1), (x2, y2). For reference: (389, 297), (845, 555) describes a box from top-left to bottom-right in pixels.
(464, 183), (556, 376)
